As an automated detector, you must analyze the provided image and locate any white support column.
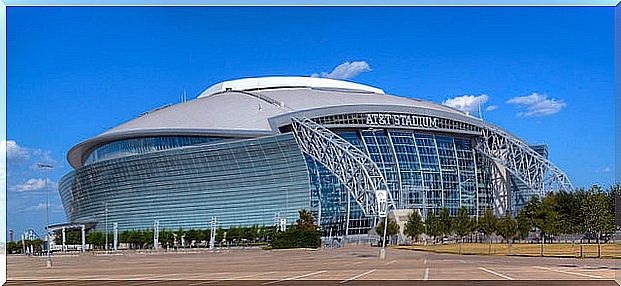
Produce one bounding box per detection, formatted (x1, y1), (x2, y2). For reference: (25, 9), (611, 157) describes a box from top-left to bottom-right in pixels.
(81, 225), (86, 253)
(62, 227), (66, 252)
(21, 234), (26, 255)
(209, 217), (216, 251)
(153, 220), (159, 251)
(113, 223), (118, 251)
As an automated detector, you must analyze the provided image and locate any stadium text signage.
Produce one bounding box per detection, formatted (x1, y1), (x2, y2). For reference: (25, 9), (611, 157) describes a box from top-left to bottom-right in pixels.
(365, 113), (439, 129)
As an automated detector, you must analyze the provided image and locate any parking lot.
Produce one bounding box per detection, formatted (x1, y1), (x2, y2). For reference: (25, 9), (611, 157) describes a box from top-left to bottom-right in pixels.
(6, 245), (620, 285)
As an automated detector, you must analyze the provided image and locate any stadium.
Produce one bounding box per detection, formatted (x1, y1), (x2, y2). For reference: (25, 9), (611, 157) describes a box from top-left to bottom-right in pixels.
(58, 76), (573, 237)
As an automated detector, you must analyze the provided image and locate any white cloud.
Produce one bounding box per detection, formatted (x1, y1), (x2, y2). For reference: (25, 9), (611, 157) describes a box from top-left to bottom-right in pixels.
(2, 140), (54, 166)
(24, 203), (47, 211)
(442, 94), (489, 115)
(311, 61), (371, 80)
(10, 178), (55, 192)
(485, 105), (498, 112)
(506, 93), (566, 117)
(22, 203), (63, 213)
(3, 140), (30, 163)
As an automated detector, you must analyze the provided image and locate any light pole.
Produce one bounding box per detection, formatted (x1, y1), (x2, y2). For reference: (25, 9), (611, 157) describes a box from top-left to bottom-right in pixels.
(37, 163), (53, 268)
(21, 233), (26, 255)
(380, 209), (389, 259)
(104, 201), (108, 254)
(209, 217), (216, 252)
(113, 223), (118, 251)
(153, 220), (159, 251)
(375, 190), (389, 260)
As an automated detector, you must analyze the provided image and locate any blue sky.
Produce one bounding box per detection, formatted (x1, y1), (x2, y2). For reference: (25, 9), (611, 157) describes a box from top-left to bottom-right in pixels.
(6, 7), (616, 238)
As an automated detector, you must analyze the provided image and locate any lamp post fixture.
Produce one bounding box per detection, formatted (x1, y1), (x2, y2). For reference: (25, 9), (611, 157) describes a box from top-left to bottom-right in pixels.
(375, 190), (389, 260)
(105, 201), (108, 254)
(37, 163), (53, 268)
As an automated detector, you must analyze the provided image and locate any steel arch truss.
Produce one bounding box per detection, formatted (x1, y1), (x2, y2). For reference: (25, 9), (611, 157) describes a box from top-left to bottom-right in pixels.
(291, 117), (394, 216)
(476, 125), (573, 198)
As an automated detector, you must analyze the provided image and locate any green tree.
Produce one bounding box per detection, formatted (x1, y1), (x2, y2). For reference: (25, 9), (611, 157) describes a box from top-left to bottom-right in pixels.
(227, 226), (240, 243)
(582, 185), (615, 257)
(67, 230), (82, 245)
(7, 241), (22, 254)
(453, 207), (473, 254)
(215, 227), (224, 243)
(185, 229), (199, 246)
(438, 207), (453, 239)
(404, 210), (425, 243)
(497, 212), (517, 243)
(296, 209), (317, 231)
(200, 229), (212, 244)
(554, 190), (585, 240)
(144, 229), (155, 248)
(19, 239), (43, 254)
(245, 225), (258, 241)
(540, 194), (563, 240)
(425, 211), (440, 243)
(175, 227), (185, 246)
(524, 194), (563, 256)
(607, 184), (620, 229)
(479, 209), (497, 255)
(271, 228), (320, 249)
(87, 231), (105, 249)
(271, 209), (321, 249)
(375, 217), (399, 245)
(159, 230), (174, 249)
(516, 211), (531, 240)
(497, 212), (517, 254)
(121, 230), (150, 249)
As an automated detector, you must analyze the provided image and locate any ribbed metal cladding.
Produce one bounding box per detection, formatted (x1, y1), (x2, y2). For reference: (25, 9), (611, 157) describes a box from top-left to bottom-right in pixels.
(58, 133), (311, 232)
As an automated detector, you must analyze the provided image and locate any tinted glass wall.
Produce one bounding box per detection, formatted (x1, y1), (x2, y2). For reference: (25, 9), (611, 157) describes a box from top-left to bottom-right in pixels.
(307, 128), (488, 236)
(84, 136), (225, 165)
(59, 134), (310, 232)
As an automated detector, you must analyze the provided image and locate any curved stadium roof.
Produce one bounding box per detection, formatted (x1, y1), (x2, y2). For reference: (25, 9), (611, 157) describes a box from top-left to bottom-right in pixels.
(67, 76), (480, 168)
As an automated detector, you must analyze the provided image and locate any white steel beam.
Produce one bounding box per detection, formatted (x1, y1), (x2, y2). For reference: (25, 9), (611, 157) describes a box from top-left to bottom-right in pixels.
(291, 117), (394, 216)
(476, 125), (573, 200)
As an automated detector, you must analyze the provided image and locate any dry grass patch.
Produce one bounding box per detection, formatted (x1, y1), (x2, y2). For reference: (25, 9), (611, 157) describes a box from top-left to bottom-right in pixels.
(397, 243), (621, 258)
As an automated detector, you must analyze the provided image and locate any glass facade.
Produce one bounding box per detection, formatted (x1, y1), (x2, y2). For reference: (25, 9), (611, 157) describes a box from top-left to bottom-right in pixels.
(306, 128), (488, 236)
(84, 136), (225, 165)
(59, 133), (310, 232)
(60, 121), (539, 236)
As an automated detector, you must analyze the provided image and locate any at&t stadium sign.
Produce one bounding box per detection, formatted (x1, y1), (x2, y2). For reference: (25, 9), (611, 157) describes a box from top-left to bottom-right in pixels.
(365, 113), (439, 129)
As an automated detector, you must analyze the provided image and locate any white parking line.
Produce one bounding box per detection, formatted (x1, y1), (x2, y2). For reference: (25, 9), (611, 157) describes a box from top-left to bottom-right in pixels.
(261, 270), (327, 285)
(184, 272), (231, 281)
(442, 259), (467, 264)
(384, 260), (397, 265)
(478, 267), (514, 280)
(133, 273), (182, 280)
(189, 272), (277, 285)
(340, 269), (376, 283)
(20, 281), (69, 286)
(533, 266), (603, 279)
(124, 274), (187, 286)
(423, 267), (429, 281)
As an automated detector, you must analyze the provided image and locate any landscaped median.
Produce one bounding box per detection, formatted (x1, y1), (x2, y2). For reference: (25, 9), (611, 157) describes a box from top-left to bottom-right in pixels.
(396, 243), (621, 259)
